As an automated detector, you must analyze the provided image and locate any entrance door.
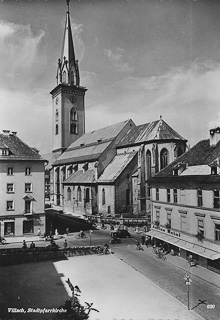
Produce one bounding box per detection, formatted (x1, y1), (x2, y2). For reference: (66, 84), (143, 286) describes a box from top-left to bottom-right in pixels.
(23, 220), (33, 234)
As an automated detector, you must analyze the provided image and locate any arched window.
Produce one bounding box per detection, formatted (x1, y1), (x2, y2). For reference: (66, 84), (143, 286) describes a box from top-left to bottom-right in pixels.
(85, 188), (90, 203)
(67, 187), (71, 201)
(70, 107), (78, 134)
(160, 148), (169, 170)
(102, 188), (105, 205)
(146, 150), (152, 178)
(55, 109), (59, 121)
(55, 124), (59, 135)
(77, 186), (82, 202)
(63, 71), (66, 83)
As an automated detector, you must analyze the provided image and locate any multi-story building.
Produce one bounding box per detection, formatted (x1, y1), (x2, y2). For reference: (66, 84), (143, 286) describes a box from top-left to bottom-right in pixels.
(0, 130), (47, 237)
(147, 126), (220, 273)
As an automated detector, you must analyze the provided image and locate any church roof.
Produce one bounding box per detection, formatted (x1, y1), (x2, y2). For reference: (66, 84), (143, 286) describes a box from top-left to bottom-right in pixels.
(0, 132), (45, 161)
(98, 151), (137, 183)
(118, 118), (187, 147)
(53, 120), (132, 166)
(64, 169), (95, 184)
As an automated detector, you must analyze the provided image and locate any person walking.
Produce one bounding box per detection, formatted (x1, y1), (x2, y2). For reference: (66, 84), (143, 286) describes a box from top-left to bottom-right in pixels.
(141, 234), (146, 245)
(66, 227), (69, 236)
(22, 240), (27, 250)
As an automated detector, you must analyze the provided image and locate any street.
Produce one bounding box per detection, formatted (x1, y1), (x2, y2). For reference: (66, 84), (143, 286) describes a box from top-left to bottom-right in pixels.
(63, 229), (219, 320)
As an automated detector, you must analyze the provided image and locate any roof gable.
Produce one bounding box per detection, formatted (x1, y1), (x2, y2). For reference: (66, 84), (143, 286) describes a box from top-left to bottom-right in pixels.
(0, 133), (44, 161)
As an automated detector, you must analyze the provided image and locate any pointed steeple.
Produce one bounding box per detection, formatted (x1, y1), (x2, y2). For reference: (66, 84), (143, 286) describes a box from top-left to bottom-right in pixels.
(57, 0), (80, 86)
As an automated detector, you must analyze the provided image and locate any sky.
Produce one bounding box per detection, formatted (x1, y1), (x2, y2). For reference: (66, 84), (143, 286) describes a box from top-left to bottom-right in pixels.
(1, 0), (220, 154)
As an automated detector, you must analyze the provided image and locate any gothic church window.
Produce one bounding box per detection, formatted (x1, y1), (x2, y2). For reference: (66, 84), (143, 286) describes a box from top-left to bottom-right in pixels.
(102, 188), (105, 205)
(160, 148), (169, 170)
(146, 150), (151, 178)
(63, 71), (66, 83)
(67, 187), (71, 201)
(70, 107), (78, 134)
(77, 186), (82, 202)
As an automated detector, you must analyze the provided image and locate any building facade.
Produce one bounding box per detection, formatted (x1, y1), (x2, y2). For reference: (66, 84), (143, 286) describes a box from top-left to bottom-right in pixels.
(147, 127), (220, 273)
(0, 130), (47, 237)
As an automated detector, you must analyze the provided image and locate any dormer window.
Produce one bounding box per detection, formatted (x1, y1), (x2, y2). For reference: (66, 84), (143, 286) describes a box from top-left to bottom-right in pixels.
(211, 166), (218, 175)
(2, 148), (9, 156)
(83, 162), (88, 172)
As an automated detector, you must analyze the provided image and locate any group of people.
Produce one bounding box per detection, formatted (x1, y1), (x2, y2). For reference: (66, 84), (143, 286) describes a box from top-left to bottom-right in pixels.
(22, 240), (36, 250)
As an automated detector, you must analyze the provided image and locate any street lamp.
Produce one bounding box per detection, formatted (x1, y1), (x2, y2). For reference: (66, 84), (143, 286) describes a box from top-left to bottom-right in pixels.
(184, 273), (192, 310)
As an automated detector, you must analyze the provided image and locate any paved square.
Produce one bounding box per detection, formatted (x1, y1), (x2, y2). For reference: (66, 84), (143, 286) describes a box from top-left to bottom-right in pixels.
(54, 254), (203, 320)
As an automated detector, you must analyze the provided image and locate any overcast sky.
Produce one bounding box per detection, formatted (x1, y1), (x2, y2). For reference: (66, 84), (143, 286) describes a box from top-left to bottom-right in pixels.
(1, 0), (220, 154)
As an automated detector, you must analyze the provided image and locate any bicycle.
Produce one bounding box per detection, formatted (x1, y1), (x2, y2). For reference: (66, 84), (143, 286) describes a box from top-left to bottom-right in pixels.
(156, 250), (166, 261)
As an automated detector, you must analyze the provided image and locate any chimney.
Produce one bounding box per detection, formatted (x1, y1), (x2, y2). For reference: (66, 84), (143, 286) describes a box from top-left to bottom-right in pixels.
(11, 132), (17, 136)
(210, 127), (220, 146)
(3, 130), (10, 136)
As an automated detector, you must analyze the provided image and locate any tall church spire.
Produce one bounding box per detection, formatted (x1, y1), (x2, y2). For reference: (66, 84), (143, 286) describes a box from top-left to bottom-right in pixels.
(57, 0), (80, 86)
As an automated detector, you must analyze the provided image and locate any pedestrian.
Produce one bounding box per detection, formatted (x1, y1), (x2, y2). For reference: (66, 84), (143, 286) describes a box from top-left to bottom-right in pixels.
(37, 228), (41, 236)
(30, 241), (36, 250)
(141, 235), (145, 245)
(63, 239), (67, 250)
(55, 229), (58, 236)
(22, 240), (27, 250)
(66, 227), (69, 236)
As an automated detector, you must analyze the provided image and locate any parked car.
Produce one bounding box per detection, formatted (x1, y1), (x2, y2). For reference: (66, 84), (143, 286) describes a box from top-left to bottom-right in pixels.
(111, 229), (131, 238)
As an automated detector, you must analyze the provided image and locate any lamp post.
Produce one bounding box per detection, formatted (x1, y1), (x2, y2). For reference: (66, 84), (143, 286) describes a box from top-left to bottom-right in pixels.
(89, 229), (93, 246)
(184, 273), (192, 310)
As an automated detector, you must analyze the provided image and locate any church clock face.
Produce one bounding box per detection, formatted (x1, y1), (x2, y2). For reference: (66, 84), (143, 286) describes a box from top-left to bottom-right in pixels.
(69, 95), (77, 104)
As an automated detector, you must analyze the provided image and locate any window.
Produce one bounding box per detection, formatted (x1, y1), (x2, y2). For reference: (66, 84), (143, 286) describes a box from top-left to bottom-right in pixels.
(147, 186), (151, 199)
(70, 107), (78, 134)
(156, 188), (159, 201)
(197, 189), (203, 207)
(7, 183), (14, 193)
(213, 190), (220, 209)
(2, 149), (8, 155)
(67, 187), (71, 201)
(167, 189), (171, 203)
(167, 211), (171, 228)
(56, 109), (59, 121)
(24, 200), (31, 214)
(181, 214), (186, 232)
(173, 188), (178, 203)
(25, 167), (31, 175)
(146, 150), (151, 179)
(160, 148), (169, 170)
(156, 210), (160, 222)
(67, 166), (72, 177)
(102, 188), (105, 206)
(55, 124), (59, 135)
(4, 221), (14, 235)
(7, 167), (13, 175)
(63, 71), (66, 83)
(85, 188), (90, 203)
(198, 219), (204, 236)
(211, 167), (217, 175)
(61, 167), (66, 182)
(77, 186), (82, 202)
(25, 183), (32, 193)
(7, 201), (14, 211)
(215, 224), (220, 241)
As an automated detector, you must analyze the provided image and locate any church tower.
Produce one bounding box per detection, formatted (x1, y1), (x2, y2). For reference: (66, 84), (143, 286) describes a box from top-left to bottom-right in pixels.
(50, 0), (87, 162)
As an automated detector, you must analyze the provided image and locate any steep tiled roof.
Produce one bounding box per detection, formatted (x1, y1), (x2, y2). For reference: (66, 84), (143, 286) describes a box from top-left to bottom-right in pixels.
(148, 139), (220, 187)
(0, 133), (44, 161)
(98, 152), (137, 183)
(53, 120), (132, 166)
(63, 169), (95, 184)
(118, 119), (186, 147)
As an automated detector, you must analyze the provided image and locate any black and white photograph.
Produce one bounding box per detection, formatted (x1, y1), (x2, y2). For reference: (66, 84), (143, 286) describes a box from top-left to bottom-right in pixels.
(0, 0), (220, 319)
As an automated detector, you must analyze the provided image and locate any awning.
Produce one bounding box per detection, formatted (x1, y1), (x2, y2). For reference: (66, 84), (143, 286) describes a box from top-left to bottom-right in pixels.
(23, 194), (36, 201)
(146, 230), (220, 260)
